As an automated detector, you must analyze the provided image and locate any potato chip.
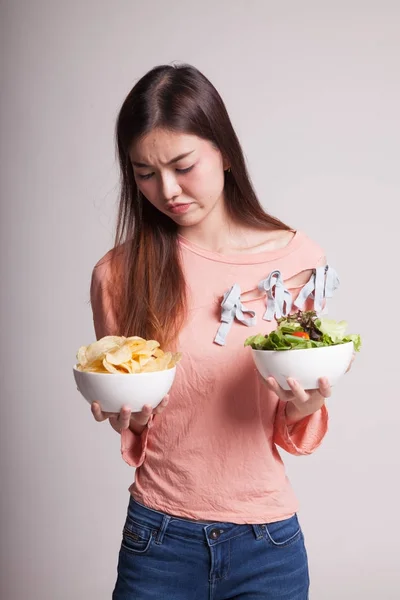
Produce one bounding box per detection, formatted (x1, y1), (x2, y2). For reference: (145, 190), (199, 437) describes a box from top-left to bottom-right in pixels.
(79, 358), (107, 372)
(77, 346), (88, 368)
(76, 335), (182, 375)
(106, 344), (132, 366)
(157, 352), (172, 370)
(141, 358), (159, 373)
(102, 358), (122, 374)
(133, 348), (154, 358)
(126, 340), (147, 353)
(168, 352), (182, 368)
(145, 340), (160, 352)
(138, 355), (151, 367)
(130, 359), (140, 373)
(85, 336), (125, 366)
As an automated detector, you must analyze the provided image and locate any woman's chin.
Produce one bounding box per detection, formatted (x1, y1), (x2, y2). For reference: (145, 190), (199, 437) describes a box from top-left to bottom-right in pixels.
(169, 207), (203, 227)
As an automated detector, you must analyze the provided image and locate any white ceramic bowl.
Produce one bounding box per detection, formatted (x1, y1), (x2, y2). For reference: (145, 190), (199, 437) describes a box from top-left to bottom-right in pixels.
(73, 365), (177, 412)
(252, 341), (354, 390)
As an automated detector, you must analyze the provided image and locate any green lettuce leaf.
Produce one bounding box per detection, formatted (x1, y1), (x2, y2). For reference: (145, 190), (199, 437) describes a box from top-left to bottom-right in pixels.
(343, 333), (362, 352)
(244, 334), (269, 349)
(315, 318), (348, 343)
(244, 310), (361, 352)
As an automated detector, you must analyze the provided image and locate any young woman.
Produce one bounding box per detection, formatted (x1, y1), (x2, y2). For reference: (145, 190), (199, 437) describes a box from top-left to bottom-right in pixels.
(90, 63), (340, 599)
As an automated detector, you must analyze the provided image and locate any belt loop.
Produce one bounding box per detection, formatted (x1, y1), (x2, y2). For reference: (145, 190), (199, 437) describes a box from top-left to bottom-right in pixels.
(252, 524), (264, 540)
(155, 515), (171, 545)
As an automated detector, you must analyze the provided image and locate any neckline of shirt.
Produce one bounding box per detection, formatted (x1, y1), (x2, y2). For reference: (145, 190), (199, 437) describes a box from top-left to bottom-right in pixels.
(178, 230), (305, 265)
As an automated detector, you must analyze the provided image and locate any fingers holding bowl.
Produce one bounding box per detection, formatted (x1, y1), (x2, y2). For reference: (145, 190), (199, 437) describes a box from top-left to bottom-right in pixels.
(91, 401), (108, 422)
(317, 376), (332, 398)
(264, 377), (291, 401)
(153, 394), (170, 415)
(345, 352), (356, 374)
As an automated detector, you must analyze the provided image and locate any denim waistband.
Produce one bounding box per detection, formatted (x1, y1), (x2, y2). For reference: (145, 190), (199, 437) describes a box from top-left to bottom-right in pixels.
(127, 496), (265, 546)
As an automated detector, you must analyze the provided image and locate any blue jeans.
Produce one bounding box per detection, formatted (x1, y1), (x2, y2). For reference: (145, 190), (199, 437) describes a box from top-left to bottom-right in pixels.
(112, 497), (309, 599)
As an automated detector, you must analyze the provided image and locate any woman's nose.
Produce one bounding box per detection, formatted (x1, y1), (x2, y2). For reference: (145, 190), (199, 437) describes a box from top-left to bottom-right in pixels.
(160, 172), (182, 201)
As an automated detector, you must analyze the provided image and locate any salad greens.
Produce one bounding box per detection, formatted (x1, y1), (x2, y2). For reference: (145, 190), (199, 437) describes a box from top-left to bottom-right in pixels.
(244, 310), (361, 352)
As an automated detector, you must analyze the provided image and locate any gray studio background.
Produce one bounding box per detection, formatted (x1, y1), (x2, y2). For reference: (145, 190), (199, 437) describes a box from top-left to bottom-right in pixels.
(1, 1), (399, 598)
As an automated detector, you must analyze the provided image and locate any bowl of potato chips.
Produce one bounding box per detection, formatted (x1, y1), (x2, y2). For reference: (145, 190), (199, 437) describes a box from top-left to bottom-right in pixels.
(73, 335), (181, 412)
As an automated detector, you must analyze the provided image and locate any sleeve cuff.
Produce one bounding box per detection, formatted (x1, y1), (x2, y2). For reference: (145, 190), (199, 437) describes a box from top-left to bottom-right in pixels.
(274, 401), (329, 456)
(120, 415), (154, 467)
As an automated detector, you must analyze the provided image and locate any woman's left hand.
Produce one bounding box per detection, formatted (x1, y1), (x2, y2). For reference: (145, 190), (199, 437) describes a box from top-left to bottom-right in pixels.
(265, 376), (331, 425)
(264, 351), (356, 425)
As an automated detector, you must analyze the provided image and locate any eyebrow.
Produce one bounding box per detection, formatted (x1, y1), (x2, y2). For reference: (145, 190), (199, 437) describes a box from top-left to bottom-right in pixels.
(132, 150), (195, 168)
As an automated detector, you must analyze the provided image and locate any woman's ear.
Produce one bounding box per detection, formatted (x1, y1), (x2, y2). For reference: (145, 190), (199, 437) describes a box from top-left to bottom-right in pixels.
(222, 155), (231, 171)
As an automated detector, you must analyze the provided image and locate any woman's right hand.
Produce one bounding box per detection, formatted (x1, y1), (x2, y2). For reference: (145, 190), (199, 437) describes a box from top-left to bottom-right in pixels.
(91, 395), (170, 435)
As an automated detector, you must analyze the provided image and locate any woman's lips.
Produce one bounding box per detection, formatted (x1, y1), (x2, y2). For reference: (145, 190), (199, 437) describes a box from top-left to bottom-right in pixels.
(167, 203), (192, 214)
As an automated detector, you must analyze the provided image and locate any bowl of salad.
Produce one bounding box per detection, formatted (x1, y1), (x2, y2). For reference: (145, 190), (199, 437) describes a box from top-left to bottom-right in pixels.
(245, 310), (361, 390)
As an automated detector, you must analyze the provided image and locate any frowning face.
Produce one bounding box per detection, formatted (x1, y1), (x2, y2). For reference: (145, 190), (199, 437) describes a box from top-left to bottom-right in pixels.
(130, 128), (229, 227)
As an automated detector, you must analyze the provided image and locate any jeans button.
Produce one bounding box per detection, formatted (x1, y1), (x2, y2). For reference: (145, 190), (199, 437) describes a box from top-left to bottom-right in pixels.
(210, 528), (224, 540)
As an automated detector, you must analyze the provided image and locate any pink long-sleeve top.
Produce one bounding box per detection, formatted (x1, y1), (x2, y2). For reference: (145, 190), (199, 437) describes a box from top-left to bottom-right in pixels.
(90, 230), (329, 524)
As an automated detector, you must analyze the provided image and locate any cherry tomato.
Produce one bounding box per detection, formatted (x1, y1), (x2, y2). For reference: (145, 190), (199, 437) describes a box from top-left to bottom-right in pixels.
(291, 331), (310, 340)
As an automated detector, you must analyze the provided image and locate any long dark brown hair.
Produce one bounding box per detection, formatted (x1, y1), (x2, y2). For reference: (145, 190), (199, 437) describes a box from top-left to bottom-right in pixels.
(111, 63), (290, 348)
